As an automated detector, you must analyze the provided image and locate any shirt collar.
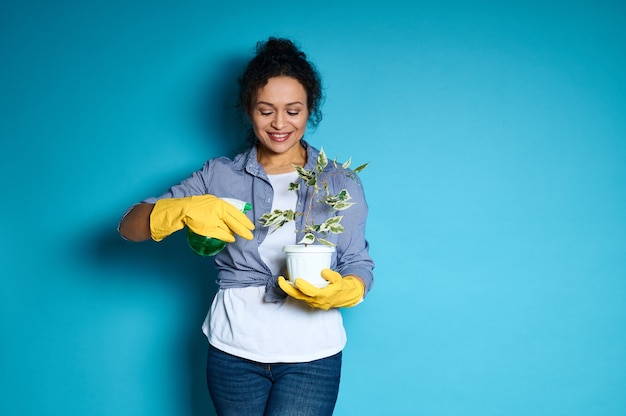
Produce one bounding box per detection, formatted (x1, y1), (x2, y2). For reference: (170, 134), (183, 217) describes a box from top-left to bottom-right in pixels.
(236, 140), (319, 176)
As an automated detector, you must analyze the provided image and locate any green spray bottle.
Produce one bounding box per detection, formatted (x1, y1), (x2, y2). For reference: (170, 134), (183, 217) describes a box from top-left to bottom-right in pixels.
(186, 198), (252, 256)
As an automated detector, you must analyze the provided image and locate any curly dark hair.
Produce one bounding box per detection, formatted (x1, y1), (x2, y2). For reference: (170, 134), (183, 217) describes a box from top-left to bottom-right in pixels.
(238, 37), (324, 134)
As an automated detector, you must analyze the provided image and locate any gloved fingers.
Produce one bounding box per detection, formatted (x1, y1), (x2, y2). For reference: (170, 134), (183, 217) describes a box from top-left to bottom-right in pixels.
(342, 276), (366, 301)
(186, 221), (237, 242)
(229, 209), (255, 230)
(293, 278), (322, 297)
(278, 276), (310, 301)
(192, 196), (254, 240)
(222, 212), (255, 240)
(321, 268), (343, 284)
(218, 201), (255, 228)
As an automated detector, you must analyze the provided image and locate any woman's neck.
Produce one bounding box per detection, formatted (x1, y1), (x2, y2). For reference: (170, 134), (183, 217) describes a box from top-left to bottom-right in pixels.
(257, 144), (307, 174)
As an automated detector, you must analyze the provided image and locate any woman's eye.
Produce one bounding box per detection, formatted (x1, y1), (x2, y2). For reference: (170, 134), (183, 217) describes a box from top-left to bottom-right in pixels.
(287, 111), (299, 116)
(259, 111), (273, 116)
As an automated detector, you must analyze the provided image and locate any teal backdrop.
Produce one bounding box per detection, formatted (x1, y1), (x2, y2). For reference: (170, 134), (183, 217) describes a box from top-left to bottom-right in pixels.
(2, 1), (625, 415)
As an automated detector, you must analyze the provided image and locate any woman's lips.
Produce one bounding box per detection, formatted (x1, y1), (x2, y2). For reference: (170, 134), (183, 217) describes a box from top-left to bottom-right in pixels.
(268, 132), (291, 142)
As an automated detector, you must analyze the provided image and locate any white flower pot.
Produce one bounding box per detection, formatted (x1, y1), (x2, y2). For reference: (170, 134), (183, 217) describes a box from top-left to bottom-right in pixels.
(283, 245), (335, 288)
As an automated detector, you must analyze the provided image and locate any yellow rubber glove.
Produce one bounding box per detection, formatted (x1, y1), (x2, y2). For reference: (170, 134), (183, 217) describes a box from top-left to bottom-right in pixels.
(278, 269), (365, 310)
(150, 195), (254, 242)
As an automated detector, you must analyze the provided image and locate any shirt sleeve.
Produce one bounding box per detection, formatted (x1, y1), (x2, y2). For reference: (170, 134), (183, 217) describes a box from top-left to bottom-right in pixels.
(334, 171), (375, 296)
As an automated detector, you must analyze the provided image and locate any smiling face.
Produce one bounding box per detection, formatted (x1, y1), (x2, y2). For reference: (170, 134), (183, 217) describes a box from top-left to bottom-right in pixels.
(251, 76), (310, 163)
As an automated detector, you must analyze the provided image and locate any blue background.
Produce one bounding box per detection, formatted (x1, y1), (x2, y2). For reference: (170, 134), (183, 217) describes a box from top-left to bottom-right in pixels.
(2, 1), (625, 415)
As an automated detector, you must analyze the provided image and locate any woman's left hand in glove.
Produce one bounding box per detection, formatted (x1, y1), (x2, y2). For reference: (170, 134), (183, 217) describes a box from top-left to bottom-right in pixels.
(278, 269), (365, 310)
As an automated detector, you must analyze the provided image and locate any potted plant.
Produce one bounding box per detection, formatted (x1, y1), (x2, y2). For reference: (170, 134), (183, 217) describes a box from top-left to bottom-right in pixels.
(259, 148), (368, 287)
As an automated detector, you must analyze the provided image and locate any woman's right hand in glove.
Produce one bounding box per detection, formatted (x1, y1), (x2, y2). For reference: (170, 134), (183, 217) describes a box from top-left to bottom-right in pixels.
(149, 195), (254, 242)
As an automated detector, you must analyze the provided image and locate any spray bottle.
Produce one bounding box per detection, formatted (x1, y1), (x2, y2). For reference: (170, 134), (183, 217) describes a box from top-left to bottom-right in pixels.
(186, 198), (252, 257)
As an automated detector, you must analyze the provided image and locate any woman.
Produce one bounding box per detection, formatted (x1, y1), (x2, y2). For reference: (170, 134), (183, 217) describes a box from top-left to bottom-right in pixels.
(119, 37), (374, 416)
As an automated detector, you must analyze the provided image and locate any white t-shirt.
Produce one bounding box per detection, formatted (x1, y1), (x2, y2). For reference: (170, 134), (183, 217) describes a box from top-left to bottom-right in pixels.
(204, 172), (346, 363)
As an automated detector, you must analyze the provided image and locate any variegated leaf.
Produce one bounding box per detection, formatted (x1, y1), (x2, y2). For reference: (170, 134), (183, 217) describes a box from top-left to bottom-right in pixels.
(333, 201), (355, 211)
(329, 223), (345, 234)
(317, 148), (328, 173)
(298, 233), (316, 245)
(318, 238), (336, 247)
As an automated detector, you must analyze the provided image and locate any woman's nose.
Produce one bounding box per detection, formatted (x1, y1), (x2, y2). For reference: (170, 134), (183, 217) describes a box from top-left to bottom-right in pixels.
(271, 113), (286, 129)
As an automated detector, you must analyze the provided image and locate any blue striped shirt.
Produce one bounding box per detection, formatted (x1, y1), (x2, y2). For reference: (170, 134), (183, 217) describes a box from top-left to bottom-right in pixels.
(143, 141), (374, 302)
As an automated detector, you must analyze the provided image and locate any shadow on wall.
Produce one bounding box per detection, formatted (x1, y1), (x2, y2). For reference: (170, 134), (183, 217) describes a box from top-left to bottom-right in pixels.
(192, 53), (253, 159)
(81, 221), (218, 416)
(75, 54), (257, 416)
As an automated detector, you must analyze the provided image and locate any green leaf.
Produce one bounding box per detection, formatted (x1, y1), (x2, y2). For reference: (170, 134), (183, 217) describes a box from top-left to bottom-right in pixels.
(324, 216), (345, 234)
(258, 209), (296, 228)
(304, 224), (321, 233)
(328, 223), (345, 234)
(319, 217), (342, 233)
(336, 189), (350, 200)
(288, 182), (300, 191)
(324, 216), (343, 225)
(333, 201), (355, 211)
(318, 238), (336, 247)
(342, 158), (352, 169)
(294, 165), (316, 185)
(324, 190), (353, 210)
(353, 162), (369, 173)
(317, 148), (328, 173)
(298, 233), (316, 245)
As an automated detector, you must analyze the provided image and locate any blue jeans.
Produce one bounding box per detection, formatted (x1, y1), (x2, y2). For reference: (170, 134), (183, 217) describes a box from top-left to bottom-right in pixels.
(206, 344), (342, 416)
